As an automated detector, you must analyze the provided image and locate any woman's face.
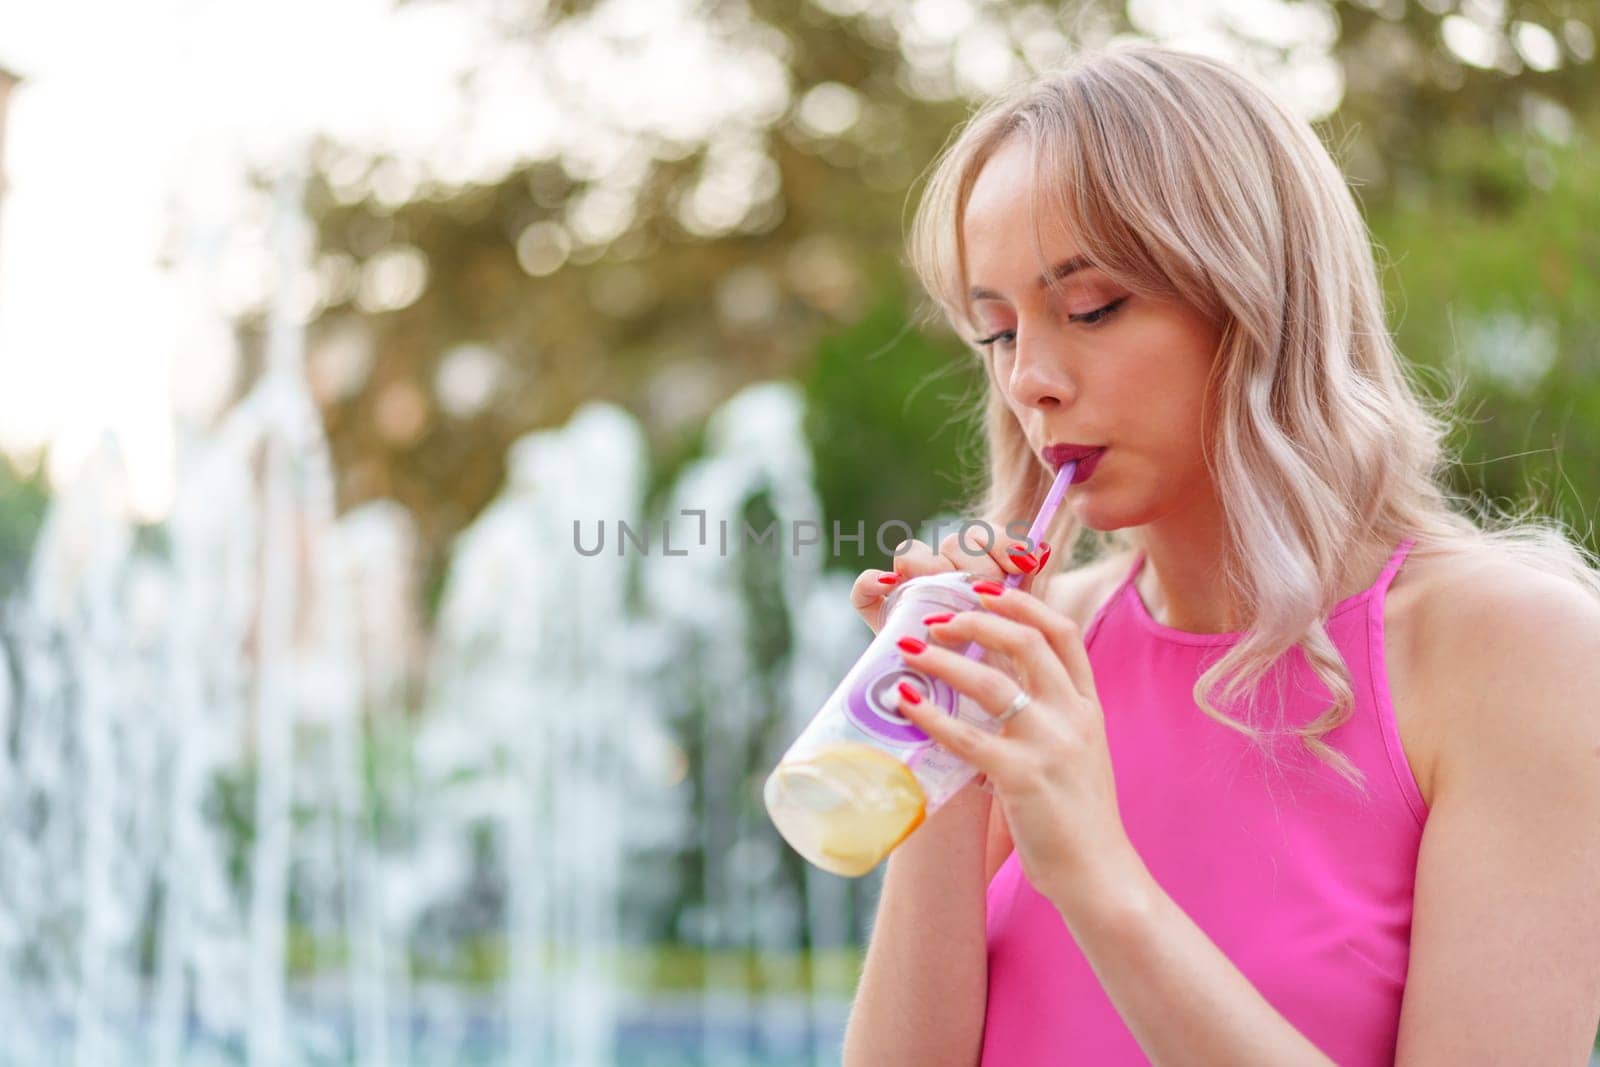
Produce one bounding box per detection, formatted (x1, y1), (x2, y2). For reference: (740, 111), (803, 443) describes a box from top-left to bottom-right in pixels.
(960, 136), (1225, 532)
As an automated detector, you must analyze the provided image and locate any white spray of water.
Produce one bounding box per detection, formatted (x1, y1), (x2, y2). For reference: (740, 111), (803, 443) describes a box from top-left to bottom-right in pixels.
(0, 165), (881, 1065)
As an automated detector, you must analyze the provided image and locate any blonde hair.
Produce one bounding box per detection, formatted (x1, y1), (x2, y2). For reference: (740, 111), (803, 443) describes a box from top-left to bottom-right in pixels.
(906, 42), (1600, 787)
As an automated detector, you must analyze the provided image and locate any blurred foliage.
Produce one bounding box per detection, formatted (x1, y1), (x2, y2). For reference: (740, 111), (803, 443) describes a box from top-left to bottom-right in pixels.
(0, 456), (47, 599)
(804, 286), (988, 565)
(1366, 114), (1600, 538)
(296, 0), (1600, 601)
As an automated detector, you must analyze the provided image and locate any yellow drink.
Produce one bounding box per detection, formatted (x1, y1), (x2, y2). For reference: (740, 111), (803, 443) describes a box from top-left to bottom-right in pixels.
(763, 742), (927, 878)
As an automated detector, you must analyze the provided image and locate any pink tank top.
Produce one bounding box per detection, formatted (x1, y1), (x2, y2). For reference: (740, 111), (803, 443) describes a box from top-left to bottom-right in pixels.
(982, 538), (1426, 1064)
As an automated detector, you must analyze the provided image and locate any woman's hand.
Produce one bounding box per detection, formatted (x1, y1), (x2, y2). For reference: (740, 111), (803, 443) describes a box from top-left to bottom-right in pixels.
(893, 581), (1137, 907)
(850, 529), (1051, 635)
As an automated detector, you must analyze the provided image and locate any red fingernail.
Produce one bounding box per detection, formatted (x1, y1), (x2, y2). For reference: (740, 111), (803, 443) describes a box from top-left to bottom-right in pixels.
(897, 636), (926, 655)
(1039, 542), (1052, 568)
(972, 580), (1005, 597)
(921, 612), (955, 626)
(897, 680), (923, 704)
(877, 573), (900, 585)
(1007, 550), (1038, 573)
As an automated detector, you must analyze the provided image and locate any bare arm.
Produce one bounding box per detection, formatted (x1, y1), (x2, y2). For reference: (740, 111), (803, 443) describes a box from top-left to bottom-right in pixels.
(841, 531), (1025, 1065)
(842, 783), (993, 1066)
(842, 546), (1130, 1065)
(1392, 567), (1600, 1062)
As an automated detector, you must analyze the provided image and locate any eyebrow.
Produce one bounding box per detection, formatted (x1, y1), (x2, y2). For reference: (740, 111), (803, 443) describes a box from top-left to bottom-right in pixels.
(967, 255), (1094, 302)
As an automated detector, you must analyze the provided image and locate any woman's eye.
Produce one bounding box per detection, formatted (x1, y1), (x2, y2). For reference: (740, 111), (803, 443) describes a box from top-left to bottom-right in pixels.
(1068, 296), (1128, 325)
(973, 296), (1128, 352)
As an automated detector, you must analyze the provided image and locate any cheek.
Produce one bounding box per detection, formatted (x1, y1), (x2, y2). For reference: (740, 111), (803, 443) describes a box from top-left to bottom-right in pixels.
(1157, 373), (1213, 463)
(1120, 319), (1217, 456)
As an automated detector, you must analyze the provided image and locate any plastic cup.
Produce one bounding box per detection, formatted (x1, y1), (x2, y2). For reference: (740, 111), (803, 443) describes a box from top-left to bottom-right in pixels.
(764, 462), (1078, 876)
(762, 570), (1022, 877)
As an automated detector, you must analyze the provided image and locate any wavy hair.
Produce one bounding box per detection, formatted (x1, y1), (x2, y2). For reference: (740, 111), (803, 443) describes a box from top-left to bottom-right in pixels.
(906, 42), (1600, 787)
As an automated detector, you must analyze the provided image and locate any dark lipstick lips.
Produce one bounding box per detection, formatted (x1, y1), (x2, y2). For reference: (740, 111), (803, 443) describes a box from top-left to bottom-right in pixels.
(1043, 443), (1105, 472)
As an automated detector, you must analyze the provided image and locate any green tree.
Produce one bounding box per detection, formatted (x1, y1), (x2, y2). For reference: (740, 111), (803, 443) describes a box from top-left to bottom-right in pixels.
(294, 0), (1599, 597)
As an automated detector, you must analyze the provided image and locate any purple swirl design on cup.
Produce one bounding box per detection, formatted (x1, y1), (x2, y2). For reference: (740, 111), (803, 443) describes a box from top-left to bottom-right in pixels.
(843, 647), (958, 746)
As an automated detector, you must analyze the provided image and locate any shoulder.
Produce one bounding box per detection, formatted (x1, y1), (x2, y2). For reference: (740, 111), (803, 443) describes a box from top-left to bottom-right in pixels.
(1390, 546), (1600, 1056)
(1401, 545), (1600, 790)
(1036, 550), (1137, 630)
(1403, 545), (1600, 695)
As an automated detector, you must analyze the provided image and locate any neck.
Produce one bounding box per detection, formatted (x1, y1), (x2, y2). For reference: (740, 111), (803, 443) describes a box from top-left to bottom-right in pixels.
(1132, 493), (1397, 634)
(1133, 487), (1243, 634)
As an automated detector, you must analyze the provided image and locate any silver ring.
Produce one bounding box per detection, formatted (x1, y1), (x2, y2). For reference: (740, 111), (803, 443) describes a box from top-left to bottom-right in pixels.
(994, 687), (1031, 725)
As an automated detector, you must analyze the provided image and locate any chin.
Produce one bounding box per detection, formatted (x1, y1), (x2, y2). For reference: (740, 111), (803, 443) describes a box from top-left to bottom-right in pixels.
(1068, 497), (1116, 534)
(1069, 489), (1157, 535)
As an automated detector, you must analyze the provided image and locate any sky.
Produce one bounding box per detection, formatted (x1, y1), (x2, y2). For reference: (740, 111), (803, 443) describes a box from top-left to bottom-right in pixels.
(0, 0), (1355, 522)
(0, 0), (805, 520)
(0, 0), (543, 518)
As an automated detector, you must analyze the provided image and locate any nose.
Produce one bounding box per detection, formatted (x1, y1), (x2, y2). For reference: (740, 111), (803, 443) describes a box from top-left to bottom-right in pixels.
(1006, 328), (1073, 410)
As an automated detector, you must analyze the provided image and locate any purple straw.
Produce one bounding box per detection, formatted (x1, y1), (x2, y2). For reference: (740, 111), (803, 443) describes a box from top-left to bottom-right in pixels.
(962, 459), (1077, 662)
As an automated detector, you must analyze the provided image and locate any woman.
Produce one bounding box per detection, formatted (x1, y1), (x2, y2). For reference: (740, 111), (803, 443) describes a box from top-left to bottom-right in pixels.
(843, 43), (1600, 1064)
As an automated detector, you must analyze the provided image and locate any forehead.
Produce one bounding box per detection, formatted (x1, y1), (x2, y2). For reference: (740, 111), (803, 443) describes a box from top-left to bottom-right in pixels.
(960, 138), (1080, 284)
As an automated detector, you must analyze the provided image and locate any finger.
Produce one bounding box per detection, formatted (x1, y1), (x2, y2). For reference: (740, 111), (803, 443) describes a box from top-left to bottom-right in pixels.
(999, 532), (1047, 583)
(939, 524), (1046, 587)
(1014, 538), (1053, 583)
(850, 568), (904, 613)
(892, 538), (957, 581)
(896, 636), (1031, 722)
(986, 518), (1046, 583)
(937, 527), (1007, 580)
(924, 610), (1076, 704)
(966, 583), (1098, 701)
(896, 682), (998, 766)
